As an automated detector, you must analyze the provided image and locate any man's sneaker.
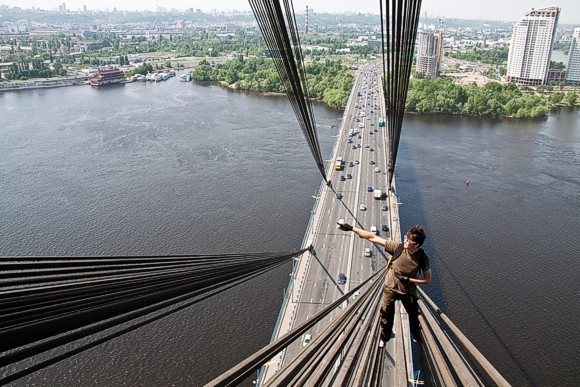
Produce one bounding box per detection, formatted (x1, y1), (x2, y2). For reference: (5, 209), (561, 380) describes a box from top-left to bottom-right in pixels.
(379, 340), (385, 348)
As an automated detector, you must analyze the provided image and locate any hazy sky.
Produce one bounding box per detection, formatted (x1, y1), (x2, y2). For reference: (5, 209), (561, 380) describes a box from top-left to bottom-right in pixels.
(1, 0), (579, 25)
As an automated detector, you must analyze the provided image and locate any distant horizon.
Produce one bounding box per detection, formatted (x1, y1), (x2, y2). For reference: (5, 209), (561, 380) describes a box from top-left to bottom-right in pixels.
(1, 1), (579, 25)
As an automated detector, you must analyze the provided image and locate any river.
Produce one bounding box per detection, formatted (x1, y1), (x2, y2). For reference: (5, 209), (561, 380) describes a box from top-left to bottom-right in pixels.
(1, 78), (578, 386)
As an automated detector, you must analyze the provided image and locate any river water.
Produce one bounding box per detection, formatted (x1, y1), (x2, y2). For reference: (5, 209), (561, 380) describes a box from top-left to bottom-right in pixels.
(1, 78), (578, 386)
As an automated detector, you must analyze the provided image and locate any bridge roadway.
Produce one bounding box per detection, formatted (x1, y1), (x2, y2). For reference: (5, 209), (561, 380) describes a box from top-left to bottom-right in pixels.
(260, 64), (404, 384)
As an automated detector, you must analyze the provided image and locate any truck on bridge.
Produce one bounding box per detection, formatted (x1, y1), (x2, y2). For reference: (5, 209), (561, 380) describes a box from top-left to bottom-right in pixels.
(335, 156), (344, 171)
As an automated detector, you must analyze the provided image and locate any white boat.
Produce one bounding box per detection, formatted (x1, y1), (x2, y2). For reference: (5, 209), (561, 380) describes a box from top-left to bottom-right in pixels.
(180, 73), (192, 82)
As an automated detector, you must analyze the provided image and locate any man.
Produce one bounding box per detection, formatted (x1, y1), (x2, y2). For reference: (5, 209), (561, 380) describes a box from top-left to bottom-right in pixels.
(337, 223), (431, 346)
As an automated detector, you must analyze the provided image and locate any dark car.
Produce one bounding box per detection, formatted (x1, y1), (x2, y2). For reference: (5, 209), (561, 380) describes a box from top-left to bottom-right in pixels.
(336, 193), (343, 199)
(381, 224), (389, 232)
(340, 175), (346, 181)
(367, 186), (373, 192)
(338, 272), (347, 284)
(346, 173), (352, 179)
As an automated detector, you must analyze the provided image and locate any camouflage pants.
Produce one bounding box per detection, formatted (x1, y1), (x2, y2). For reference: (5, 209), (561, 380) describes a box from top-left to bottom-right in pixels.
(380, 287), (421, 343)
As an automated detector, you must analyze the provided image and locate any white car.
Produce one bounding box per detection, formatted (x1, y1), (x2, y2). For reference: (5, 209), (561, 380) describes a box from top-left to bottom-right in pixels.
(337, 218), (345, 227)
(302, 333), (312, 346)
(359, 204), (367, 211)
(374, 167), (380, 173)
(370, 225), (378, 234)
(364, 247), (372, 257)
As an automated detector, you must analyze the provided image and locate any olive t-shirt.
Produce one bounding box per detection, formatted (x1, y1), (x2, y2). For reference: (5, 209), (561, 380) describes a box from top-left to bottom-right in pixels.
(384, 240), (430, 294)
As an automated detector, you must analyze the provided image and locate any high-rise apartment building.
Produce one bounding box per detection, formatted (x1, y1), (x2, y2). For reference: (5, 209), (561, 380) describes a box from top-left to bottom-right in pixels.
(506, 6), (560, 86)
(416, 31), (440, 79)
(566, 28), (580, 86)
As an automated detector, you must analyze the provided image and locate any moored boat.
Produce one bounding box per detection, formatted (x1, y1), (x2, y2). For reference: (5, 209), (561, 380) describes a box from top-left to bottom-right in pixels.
(180, 73), (192, 82)
(89, 69), (125, 86)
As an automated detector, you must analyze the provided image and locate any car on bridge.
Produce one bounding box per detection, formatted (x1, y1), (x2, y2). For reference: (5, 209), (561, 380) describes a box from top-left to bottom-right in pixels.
(302, 333), (312, 346)
(336, 193), (343, 199)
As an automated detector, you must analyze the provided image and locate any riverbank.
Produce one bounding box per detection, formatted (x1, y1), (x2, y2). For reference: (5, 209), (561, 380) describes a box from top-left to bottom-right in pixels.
(0, 77), (90, 92)
(3, 70), (577, 121)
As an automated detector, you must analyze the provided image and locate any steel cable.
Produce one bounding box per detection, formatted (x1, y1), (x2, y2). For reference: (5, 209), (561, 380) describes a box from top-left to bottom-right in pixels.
(380, 0), (422, 187)
(0, 262), (281, 385)
(0, 248), (307, 382)
(248, 0), (326, 180)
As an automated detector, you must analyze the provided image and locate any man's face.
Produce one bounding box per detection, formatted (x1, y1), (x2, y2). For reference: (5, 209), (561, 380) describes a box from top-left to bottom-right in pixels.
(404, 235), (419, 253)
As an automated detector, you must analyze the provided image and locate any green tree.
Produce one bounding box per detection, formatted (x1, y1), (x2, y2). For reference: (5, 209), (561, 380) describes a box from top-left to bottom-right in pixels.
(550, 61), (566, 70)
(548, 92), (565, 105)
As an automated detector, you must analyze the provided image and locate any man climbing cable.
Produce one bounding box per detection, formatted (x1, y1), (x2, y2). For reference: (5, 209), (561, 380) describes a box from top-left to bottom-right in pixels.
(337, 223), (432, 346)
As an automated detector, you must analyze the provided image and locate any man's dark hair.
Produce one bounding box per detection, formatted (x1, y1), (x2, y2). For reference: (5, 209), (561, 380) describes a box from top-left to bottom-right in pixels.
(407, 225), (426, 247)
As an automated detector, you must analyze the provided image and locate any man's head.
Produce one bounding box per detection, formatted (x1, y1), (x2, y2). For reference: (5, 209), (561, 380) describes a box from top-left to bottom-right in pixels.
(405, 225), (426, 248)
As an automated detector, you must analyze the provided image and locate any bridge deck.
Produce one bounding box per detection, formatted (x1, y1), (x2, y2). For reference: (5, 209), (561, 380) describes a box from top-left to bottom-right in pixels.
(260, 63), (410, 385)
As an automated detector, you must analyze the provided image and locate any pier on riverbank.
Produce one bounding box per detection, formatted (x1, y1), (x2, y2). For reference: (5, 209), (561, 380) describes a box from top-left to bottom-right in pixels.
(0, 76), (91, 92)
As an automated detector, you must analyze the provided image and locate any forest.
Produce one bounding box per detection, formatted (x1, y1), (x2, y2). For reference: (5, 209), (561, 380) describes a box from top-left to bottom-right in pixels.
(192, 56), (354, 110)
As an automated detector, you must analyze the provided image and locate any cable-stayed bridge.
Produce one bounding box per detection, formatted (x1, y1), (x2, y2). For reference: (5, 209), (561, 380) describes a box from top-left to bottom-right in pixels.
(208, 63), (509, 387)
(0, 1), (510, 385)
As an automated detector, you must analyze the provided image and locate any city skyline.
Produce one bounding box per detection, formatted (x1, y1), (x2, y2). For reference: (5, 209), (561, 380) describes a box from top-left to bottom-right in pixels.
(1, 0), (579, 25)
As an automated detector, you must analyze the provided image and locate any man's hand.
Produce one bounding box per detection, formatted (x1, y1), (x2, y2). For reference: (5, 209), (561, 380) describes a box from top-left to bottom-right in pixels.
(394, 272), (410, 282)
(337, 222), (353, 231)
